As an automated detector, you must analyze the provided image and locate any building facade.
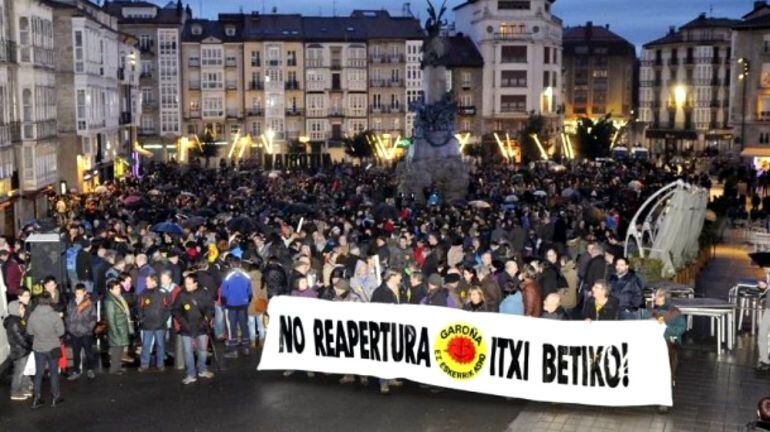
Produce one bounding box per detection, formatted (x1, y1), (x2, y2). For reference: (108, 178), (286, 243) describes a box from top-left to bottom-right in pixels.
(454, 0), (563, 139)
(104, 0), (190, 155)
(562, 21), (636, 143)
(15, 0), (58, 223)
(442, 35), (484, 141)
(639, 14), (737, 153)
(731, 1), (770, 164)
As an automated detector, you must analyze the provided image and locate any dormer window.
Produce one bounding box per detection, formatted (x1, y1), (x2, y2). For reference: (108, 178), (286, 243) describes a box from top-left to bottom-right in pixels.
(225, 26), (235, 36)
(192, 25), (202, 35)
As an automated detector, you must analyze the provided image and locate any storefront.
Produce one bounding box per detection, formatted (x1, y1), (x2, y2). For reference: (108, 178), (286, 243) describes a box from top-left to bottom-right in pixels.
(644, 129), (698, 154)
(740, 146), (770, 172)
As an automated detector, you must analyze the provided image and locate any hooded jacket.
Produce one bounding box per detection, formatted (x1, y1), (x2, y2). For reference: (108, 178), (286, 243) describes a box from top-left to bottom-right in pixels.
(27, 304), (65, 352)
(3, 301), (32, 360)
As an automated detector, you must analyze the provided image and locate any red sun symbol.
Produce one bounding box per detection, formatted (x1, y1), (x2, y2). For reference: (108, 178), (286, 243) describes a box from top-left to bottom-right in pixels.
(446, 336), (476, 364)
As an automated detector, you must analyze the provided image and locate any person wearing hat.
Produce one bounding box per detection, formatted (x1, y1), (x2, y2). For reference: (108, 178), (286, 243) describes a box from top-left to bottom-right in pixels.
(419, 273), (456, 308)
(444, 272), (463, 308)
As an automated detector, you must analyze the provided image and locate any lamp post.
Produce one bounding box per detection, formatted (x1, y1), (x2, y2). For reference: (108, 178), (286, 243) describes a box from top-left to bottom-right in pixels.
(738, 58), (750, 151)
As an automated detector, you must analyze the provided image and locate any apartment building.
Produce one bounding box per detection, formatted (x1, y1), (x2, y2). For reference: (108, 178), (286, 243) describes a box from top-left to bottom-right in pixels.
(15, 0), (58, 222)
(441, 35), (484, 141)
(117, 33), (140, 173)
(49, 0), (126, 191)
(563, 22), (636, 137)
(454, 0), (563, 138)
(103, 0), (190, 152)
(639, 14), (737, 153)
(731, 1), (770, 162)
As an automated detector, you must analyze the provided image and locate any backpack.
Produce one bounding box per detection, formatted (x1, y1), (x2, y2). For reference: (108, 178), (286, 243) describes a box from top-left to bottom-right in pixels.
(66, 244), (81, 285)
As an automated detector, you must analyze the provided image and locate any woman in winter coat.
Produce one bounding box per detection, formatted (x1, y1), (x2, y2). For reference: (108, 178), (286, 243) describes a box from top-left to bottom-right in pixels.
(4, 300), (33, 401)
(520, 266), (542, 317)
(26, 293), (65, 409)
(105, 280), (131, 375)
(463, 286), (490, 312)
(560, 257), (579, 311)
(349, 259), (378, 302)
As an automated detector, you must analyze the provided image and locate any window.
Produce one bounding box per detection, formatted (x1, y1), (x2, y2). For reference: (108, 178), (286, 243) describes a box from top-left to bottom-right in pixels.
(202, 71), (223, 89)
(544, 47), (550, 64)
(460, 94), (472, 107)
(287, 50), (297, 67)
(498, 1), (530, 9)
(141, 87), (153, 105)
(74, 31), (84, 72)
(225, 26), (235, 37)
(762, 63), (770, 88)
(501, 46), (527, 63)
(501, 70), (526, 87)
(251, 51), (261, 67)
(141, 60), (152, 76)
(461, 72), (472, 88)
(500, 95), (526, 112)
(139, 34), (151, 50)
(202, 97), (223, 117)
(19, 17), (30, 62)
(201, 47), (223, 66)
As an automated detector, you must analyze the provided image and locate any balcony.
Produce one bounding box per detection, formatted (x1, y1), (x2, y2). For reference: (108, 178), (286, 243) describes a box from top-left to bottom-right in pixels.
(654, 58), (663, 66)
(370, 79), (385, 87)
(653, 79), (662, 87)
(669, 58), (679, 66)
(138, 128), (155, 136)
(306, 59), (324, 68)
(759, 111), (770, 122)
(369, 105), (382, 114)
(226, 110), (242, 119)
(225, 58), (237, 68)
(140, 71), (152, 79)
(286, 108), (303, 116)
(187, 110), (201, 119)
(684, 57), (695, 65)
(287, 59), (297, 67)
(267, 59), (282, 67)
(248, 81), (264, 91)
(23, 165), (58, 193)
(21, 120), (57, 140)
(142, 99), (157, 109)
(251, 60), (261, 67)
(328, 108), (344, 117)
(347, 58), (367, 68)
(330, 60), (342, 70)
(188, 58), (200, 67)
(388, 79), (404, 87)
(120, 112), (132, 125)
(330, 84), (343, 92)
(139, 40), (154, 54)
(285, 80), (300, 90)
(369, 54), (384, 63)
(188, 81), (201, 90)
(457, 106), (476, 116)
(0, 40), (17, 63)
(226, 81), (238, 90)
(387, 54), (404, 63)
(711, 78), (721, 87)
(247, 108), (263, 117)
(711, 57), (722, 64)
(493, 31), (533, 41)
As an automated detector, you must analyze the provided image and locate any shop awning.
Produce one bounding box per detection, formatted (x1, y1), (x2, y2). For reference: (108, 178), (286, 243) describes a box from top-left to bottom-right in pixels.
(740, 147), (770, 157)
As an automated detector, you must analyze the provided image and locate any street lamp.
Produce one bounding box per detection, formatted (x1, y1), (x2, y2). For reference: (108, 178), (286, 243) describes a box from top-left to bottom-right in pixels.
(738, 57), (751, 150)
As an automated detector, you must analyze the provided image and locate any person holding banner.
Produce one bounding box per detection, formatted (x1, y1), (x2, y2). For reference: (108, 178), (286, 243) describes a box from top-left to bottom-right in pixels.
(371, 270), (404, 395)
(582, 280), (619, 321)
(463, 286), (491, 312)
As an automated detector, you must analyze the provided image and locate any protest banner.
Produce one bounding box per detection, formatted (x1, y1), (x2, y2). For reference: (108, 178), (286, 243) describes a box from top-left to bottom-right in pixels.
(258, 296), (673, 407)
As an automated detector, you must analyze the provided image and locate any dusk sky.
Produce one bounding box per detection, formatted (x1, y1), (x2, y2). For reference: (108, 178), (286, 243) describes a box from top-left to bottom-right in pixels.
(180, 0), (752, 48)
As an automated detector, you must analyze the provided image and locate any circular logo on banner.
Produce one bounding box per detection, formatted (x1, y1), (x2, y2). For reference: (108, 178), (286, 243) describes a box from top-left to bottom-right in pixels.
(434, 322), (487, 380)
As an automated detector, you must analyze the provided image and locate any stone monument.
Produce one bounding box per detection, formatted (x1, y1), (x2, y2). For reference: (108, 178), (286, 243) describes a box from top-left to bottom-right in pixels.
(397, 0), (469, 204)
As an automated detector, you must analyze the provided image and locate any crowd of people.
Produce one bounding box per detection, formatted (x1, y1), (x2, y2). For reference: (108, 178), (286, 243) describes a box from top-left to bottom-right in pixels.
(2, 156), (715, 408)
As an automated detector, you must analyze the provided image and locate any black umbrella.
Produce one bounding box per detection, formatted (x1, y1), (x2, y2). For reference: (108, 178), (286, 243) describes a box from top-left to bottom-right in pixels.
(373, 203), (398, 222)
(195, 208), (217, 218)
(281, 203), (315, 215)
(749, 252), (770, 268)
(227, 216), (256, 233)
(183, 216), (206, 229)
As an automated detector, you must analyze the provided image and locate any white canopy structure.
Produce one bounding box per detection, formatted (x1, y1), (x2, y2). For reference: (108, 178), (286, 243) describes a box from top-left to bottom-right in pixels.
(624, 180), (709, 277)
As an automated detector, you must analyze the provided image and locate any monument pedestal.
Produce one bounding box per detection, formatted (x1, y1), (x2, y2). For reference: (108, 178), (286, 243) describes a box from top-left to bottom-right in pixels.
(397, 155), (469, 204)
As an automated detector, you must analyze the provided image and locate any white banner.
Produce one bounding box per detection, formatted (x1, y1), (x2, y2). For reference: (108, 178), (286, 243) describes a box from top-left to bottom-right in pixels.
(258, 296), (673, 407)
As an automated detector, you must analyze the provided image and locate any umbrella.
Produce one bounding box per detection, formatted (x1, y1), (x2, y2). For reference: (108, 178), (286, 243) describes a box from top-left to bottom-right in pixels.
(151, 221), (184, 235)
(268, 171), (282, 179)
(373, 203), (399, 221)
(749, 252), (770, 268)
(560, 188), (574, 198)
(227, 216), (255, 233)
(94, 185), (109, 194)
(282, 203), (315, 215)
(148, 189), (161, 196)
(195, 208), (217, 218)
(533, 190), (547, 198)
(468, 200), (491, 209)
(236, 186), (251, 193)
(548, 164), (566, 173)
(628, 180), (643, 192)
(183, 216), (206, 229)
(180, 191), (196, 198)
(704, 210), (717, 222)
(504, 194), (518, 203)
(123, 195), (142, 206)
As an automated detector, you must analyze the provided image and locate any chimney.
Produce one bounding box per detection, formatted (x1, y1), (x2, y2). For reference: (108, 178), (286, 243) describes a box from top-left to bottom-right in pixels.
(586, 21), (593, 40)
(668, 25), (676, 35)
(605, 24), (609, 30)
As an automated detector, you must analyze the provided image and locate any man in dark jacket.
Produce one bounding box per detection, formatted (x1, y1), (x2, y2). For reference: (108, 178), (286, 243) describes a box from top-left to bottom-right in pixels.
(138, 274), (170, 372)
(172, 273), (215, 384)
(75, 240), (94, 293)
(370, 270), (403, 395)
(4, 300), (33, 401)
(220, 257), (253, 358)
(609, 257), (644, 320)
(263, 256), (288, 298)
(65, 284), (97, 380)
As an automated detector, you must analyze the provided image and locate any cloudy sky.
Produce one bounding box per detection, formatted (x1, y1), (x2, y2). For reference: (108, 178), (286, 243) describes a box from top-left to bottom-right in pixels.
(181, 0), (751, 47)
